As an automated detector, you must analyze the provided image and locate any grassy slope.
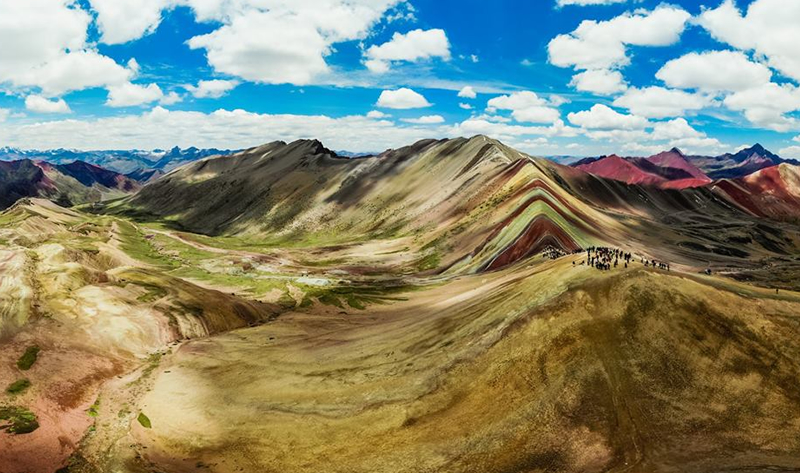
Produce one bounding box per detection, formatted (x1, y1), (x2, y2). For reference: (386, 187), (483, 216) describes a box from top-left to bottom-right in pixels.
(131, 258), (800, 473)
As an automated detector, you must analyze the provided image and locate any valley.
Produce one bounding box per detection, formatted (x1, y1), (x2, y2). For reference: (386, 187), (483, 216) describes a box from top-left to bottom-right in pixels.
(1, 137), (800, 473)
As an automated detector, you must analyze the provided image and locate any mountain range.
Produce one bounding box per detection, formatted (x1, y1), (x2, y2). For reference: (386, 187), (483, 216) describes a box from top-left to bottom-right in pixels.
(0, 146), (233, 175)
(0, 159), (139, 209)
(573, 144), (799, 189)
(2, 135), (800, 473)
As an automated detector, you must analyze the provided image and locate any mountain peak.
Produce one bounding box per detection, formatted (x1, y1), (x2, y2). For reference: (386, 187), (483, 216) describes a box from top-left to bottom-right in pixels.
(730, 143), (780, 165)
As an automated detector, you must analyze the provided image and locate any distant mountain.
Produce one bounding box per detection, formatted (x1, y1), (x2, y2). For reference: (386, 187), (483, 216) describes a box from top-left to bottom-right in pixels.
(125, 168), (165, 183)
(574, 149), (711, 189)
(688, 144), (798, 180)
(573, 145), (800, 188)
(0, 146), (235, 175)
(0, 159), (139, 209)
(711, 163), (800, 222)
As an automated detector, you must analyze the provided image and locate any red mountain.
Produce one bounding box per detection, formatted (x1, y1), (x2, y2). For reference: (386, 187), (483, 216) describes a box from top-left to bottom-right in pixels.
(575, 155), (666, 187)
(648, 148), (711, 182)
(711, 163), (800, 221)
(575, 149), (711, 189)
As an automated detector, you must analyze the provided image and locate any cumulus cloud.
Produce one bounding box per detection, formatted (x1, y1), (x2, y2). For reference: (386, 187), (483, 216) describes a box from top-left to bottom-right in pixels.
(459, 103), (473, 110)
(613, 87), (710, 119)
(0, 1), (133, 96)
(548, 6), (690, 70)
(699, 0), (800, 83)
(160, 91), (183, 105)
(376, 88), (432, 109)
(451, 118), (579, 141)
(88, 0), (171, 45)
(458, 86), (477, 99)
(487, 91), (561, 124)
(87, 0), (401, 86)
(366, 110), (390, 119)
(25, 95), (71, 114)
(0, 109), (9, 122)
(106, 83), (164, 107)
(401, 115), (445, 124)
(656, 50), (773, 92)
(185, 79), (239, 99)
(0, 106), (446, 151)
(364, 28), (450, 73)
(650, 118), (722, 152)
(723, 82), (800, 132)
(569, 69), (627, 95)
(567, 104), (648, 130)
(780, 145), (800, 159)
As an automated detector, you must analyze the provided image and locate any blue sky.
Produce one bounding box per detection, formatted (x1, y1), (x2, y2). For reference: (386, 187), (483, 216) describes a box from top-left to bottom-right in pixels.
(1, 0), (799, 158)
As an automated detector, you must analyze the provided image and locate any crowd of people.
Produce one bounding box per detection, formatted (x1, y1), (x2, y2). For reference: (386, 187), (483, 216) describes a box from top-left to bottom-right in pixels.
(561, 246), (671, 272)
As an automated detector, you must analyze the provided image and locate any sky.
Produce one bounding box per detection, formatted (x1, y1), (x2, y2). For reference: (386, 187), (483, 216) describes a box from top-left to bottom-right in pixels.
(1, 0), (800, 158)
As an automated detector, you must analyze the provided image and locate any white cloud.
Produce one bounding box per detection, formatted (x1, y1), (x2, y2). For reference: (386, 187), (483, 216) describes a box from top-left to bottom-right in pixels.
(127, 58), (141, 75)
(0, 109), (9, 122)
(451, 118), (579, 141)
(106, 82), (164, 107)
(160, 91), (183, 105)
(25, 95), (71, 114)
(548, 6), (690, 70)
(184, 0), (399, 85)
(364, 28), (450, 73)
(794, 135), (800, 143)
(88, 0), (171, 45)
(366, 110), (390, 119)
(568, 104), (648, 130)
(699, 0), (800, 83)
(651, 118), (703, 141)
(557, 0), (626, 5)
(0, 106), (459, 153)
(187, 12), (329, 85)
(779, 145), (800, 159)
(376, 88), (431, 109)
(650, 118), (723, 153)
(459, 103), (473, 110)
(458, 86), (477, 99)
(185, 79), (239, 99)
(569, 69), (627, 95)
(0, 1), (134, 96)
(401, 115), (445, 124)
(487, 91), (561, 124)
(723, 82), (800, 132)
(613, 87), (710, 118)
(656, 50), (772, 92)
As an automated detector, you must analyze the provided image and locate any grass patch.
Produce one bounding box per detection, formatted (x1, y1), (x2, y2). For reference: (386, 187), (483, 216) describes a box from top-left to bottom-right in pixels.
(415, 250), (441, 272)
(135, 283), (169, 303)
(115, 220), (178, 269)
(137, 412), (152, 429)
(87, 397), (100, 417)
(16, 346), (40, 371)
(6, 379), (31, 395)
(304, 284), (415, 310)
(0, 405), (39, 434)
(277, 291), (297, 309)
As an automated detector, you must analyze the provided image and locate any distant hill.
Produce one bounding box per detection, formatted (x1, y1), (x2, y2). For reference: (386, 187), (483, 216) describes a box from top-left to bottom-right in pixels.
(0, 159), (139, 209)
(573, 144), (800, 188)
(711, 163), (800, 222)
(688, 144), (799, 179)
(0, 146), (235, 175)
(574, 148), (711, 189)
